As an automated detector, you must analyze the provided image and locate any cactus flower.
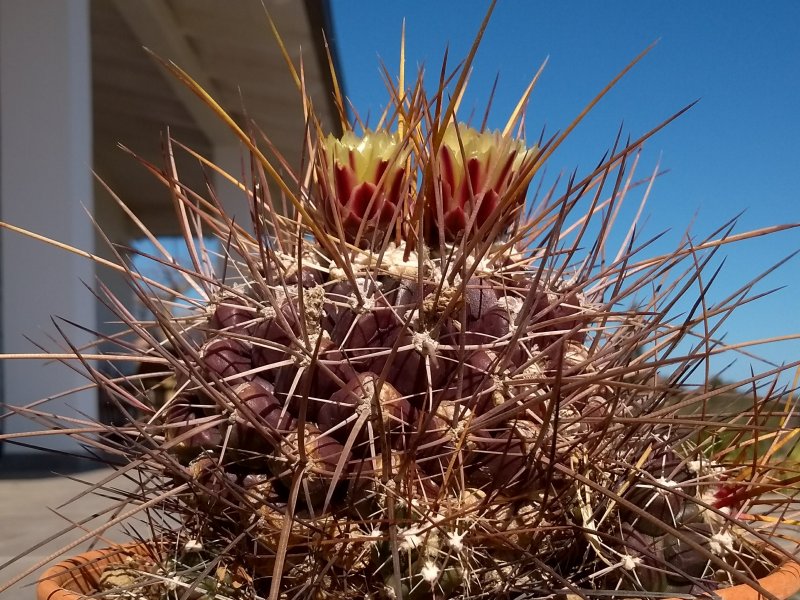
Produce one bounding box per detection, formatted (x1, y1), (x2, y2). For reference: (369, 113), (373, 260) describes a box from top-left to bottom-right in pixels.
(322, 130), (409, 244)
(430, 124), (531, 241)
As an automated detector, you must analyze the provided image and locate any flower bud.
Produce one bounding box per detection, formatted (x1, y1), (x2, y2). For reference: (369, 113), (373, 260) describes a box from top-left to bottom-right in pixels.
(209, 295), (255, 333)
(200, 337), (251, 381)
(230, 378), (295, 453)
(251, 300), (301, 375)
(163, 400), (222, 459)
(269, 424), (348, 507)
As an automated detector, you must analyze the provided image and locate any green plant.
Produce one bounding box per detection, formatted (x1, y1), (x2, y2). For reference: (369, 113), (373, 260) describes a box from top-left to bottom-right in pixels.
(2, 6), (799, 600)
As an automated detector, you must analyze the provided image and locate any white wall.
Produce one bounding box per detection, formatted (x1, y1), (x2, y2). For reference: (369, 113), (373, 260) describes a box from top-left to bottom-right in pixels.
(0, 1), (98, 454)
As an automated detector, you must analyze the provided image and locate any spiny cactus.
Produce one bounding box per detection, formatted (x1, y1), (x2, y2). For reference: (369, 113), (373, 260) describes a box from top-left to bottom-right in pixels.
(2, 9), (799, 600)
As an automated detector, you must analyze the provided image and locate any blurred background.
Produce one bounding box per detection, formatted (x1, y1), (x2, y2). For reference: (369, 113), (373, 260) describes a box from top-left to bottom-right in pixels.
(1, 0), (798, 465)
(0, 0), (341, 463)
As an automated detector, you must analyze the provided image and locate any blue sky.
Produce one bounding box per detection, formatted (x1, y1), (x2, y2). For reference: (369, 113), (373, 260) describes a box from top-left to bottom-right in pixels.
(329, 1), (800, 388)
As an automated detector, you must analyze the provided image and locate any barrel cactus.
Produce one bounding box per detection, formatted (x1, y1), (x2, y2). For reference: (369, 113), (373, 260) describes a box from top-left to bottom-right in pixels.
(2, 10), (799, 600)
(137, 68), (798, 597)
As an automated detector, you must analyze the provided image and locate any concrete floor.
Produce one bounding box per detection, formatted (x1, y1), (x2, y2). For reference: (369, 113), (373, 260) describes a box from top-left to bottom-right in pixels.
(0, 467), (137, 599)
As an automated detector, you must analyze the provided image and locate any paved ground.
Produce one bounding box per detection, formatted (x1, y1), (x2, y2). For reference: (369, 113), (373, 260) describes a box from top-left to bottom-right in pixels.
(0, 466), (134, 599)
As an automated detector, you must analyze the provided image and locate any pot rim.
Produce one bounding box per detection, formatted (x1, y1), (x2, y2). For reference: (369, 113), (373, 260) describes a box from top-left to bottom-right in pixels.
(36, 543), (153, 600)
(37, 543), (800, 600)
(664, 547), (800, 600)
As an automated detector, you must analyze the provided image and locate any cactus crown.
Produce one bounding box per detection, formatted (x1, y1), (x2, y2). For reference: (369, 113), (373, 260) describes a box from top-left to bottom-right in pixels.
(1, 7), (799, 600)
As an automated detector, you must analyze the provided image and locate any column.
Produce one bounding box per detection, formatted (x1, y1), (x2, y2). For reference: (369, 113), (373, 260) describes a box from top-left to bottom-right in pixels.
(0, 1), (97, 455)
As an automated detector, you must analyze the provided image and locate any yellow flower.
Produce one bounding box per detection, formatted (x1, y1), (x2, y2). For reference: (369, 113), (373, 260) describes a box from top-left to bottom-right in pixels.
(321, 130), (410, 245)
(430, 123), (531, 241)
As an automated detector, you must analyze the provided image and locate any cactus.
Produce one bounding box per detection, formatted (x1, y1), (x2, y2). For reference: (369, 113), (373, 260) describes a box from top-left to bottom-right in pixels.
(2, 8), (799, 600)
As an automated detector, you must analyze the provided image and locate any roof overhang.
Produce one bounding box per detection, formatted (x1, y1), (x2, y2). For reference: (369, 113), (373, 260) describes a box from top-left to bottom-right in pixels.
(91, 0), (342, 236)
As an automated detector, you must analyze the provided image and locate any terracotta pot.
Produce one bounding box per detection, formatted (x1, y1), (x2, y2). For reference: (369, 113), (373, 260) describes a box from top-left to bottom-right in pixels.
(36, 544), (800, 600)
(36, 544), (153, 600)
(665, 553), (800, 600)
(716, 558), (800, 600)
